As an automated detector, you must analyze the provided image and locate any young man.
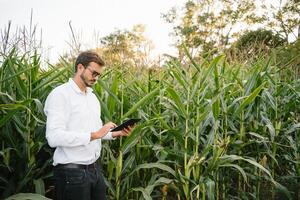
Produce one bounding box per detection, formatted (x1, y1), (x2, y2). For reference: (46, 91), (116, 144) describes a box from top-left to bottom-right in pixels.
(44, 51), (132, 200)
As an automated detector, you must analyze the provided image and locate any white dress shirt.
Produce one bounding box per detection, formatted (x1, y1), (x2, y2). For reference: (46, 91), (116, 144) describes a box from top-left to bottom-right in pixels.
(44, 78), (114, 166)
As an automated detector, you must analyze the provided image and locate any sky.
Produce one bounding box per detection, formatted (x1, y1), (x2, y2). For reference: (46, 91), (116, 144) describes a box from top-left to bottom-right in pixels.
(0, 0), (186, 62)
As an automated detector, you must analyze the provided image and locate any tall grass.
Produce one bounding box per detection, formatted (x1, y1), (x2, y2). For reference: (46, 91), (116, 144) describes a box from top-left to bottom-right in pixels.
(0, 37), (299, 199)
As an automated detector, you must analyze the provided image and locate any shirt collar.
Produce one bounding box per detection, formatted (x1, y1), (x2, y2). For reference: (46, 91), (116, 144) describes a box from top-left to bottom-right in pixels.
(68, 78), (93, 95)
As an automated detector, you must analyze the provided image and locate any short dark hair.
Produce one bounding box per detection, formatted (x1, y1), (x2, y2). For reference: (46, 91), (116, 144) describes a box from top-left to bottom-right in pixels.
(74, 51), (105, 72)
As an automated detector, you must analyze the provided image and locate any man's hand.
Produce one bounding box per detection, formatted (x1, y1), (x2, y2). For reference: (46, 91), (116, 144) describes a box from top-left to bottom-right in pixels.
(112, 126), (134, 138)
(90, 122), (116, 141)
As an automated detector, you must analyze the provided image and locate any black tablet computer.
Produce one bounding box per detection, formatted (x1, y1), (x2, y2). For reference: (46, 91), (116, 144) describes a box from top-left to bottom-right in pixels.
(111, 118), (141, 132)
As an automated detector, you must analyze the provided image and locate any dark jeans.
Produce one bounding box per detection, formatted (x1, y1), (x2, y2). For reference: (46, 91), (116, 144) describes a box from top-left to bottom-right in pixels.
(53, 164), (106, 200)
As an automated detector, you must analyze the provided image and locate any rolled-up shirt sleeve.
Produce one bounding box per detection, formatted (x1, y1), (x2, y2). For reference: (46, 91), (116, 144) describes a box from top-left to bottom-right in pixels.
(44, 90), (90, 148)
(102, 131), (116, 140)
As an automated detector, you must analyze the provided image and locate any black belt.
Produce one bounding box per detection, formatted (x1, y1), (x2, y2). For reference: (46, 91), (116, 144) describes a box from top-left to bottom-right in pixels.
(55, 162), (98, 170)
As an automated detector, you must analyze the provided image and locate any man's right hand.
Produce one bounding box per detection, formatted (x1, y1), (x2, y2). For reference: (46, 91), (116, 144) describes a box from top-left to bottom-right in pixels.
(90, 122), (117, 141)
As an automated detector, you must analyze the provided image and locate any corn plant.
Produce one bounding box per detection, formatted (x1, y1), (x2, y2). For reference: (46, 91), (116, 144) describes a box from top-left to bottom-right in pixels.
(96, 51), (299, 199)
(0, 42), (299, 199)
(0, 48), (71, 198)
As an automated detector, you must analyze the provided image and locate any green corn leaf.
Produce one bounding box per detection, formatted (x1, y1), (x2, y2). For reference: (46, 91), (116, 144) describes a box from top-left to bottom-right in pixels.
(6, 193), (51, 200)
(0, 109), (18, 127)
(33, 179), (45, 196)
(286, 123), (300, 134)
(221, 155), (274, 181)
(129, 162), (176, 177)
(236, 82), (265, 114)
(166, 87), (186, 117)
(0, 65), (38, 83)
(122, 87), (159, 119)
(200, 55), (224, 87)
(206, 178), (215, 200)
(97, 78), (122, 105)
(220, 164), (248, 183)
(132, 187), (152, 200)
(182, 44), (201, 73)
(32, 68), (69, 93)
(121, 125), (143, 155)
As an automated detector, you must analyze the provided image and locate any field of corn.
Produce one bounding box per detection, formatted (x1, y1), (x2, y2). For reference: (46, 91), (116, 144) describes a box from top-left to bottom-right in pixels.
(0, 45), (299, 200)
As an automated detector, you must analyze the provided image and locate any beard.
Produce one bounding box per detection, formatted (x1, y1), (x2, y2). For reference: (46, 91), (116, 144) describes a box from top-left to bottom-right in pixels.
(80, 71), (95, 87)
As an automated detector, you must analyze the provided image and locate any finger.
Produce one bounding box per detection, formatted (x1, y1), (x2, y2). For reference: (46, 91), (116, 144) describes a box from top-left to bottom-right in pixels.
(124, 127), (131, 133)
(109, 123), (117, 129)
(122, 129), (130, 136)
(117, 130), (123, 136)
(115, 130), (123, 137)
(110, 122), (117, 127)
(105, 122), (116, 127)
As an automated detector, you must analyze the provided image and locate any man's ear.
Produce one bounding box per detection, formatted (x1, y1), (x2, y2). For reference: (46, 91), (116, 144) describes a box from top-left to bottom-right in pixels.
(77, 64), (84, 72)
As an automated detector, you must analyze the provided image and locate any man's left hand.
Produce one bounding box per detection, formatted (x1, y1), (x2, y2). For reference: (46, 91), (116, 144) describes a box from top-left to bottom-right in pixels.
(112, 126), (134, 138)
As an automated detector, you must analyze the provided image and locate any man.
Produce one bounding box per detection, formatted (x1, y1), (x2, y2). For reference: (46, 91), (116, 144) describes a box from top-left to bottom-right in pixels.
(44, 51), (132, 200)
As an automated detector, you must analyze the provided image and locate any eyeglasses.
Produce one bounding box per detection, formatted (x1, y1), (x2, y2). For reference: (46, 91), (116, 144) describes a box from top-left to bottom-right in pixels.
(86, 67), (101, 78)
